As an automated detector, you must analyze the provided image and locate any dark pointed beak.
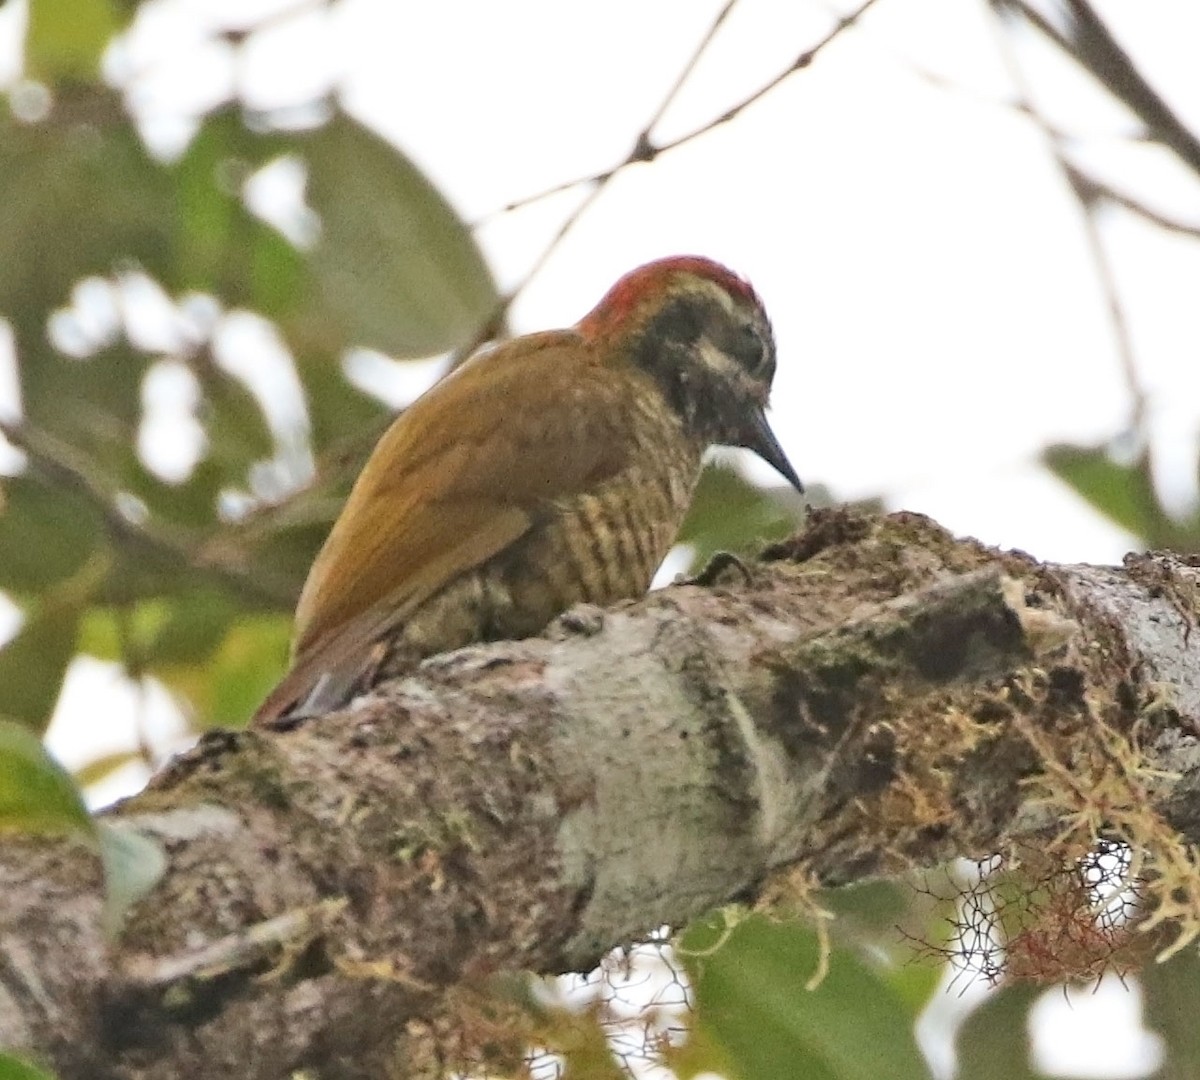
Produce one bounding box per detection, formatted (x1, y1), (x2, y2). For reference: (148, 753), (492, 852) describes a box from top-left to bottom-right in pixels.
(743, 407), (804, 493)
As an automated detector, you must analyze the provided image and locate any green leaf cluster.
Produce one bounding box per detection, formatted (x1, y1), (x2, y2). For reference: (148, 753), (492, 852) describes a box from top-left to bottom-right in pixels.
(0, 5), (501, 751)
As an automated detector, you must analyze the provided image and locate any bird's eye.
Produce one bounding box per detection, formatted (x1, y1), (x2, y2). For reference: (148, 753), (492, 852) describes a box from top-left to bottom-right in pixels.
(724, 321), (769, 374)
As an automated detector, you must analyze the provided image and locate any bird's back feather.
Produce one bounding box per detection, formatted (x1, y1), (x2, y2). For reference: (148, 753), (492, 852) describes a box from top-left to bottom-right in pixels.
(254, 330), (637, 723)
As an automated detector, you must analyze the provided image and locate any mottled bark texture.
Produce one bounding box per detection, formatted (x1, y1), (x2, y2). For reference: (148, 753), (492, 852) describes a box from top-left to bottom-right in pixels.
(4, 509), (1200, 1079)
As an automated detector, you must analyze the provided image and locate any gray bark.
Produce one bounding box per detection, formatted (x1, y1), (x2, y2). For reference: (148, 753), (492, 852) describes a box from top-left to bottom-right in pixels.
(3, 509), (1199, 1079)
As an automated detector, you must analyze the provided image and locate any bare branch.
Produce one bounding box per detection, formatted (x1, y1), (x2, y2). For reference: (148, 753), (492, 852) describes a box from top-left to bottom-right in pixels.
(1072, 170), (1200, 241)
(6, 509), (1200, 1078)
(651, 0), (883, 160)
(471, 0), (881, 233)
(987, 2), (1149, 434)
(1000, 0), (1200, 177)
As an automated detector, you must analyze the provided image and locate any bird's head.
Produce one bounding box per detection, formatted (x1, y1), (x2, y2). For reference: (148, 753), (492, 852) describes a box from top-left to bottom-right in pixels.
(578, 255), (802, 492)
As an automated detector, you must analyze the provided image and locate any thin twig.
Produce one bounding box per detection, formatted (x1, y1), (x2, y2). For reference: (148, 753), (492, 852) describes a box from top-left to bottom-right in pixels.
(836, 0), (1184, 176)
(472, 0), (739, 228)
(456, 1), (744, 360)
(1002, 0), (1200, 178)
(651, 0), (883, 161)
(472, 0), (880, 233)
(1063, 164), (1147, 435)
(458, 0), (882, 363)
(643, 0), (739, 135)
(1074, 173), (1200, 241)
(987, 0), (1149, 434)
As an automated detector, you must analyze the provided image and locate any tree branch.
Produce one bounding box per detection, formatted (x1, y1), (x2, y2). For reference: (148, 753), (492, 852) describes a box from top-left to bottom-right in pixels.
(4, 509), (1200, 1079)
(1001, 0), (1200, 178)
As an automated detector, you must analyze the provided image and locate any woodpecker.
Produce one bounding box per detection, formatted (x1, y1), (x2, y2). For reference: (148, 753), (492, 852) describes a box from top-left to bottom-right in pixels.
(254, 255), (802, 725)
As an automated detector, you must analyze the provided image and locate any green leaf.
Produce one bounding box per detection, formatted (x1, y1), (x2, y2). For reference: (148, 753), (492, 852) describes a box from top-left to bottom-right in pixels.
(1142, 947), (1200, 1079)
(822, 879), (910, 931)
(80, 598), (289, 727)
(538, 1008), (629, 1080)
(159, 614), (293, 728)
(76, 606), (121, 662)
(302, 116), (500, 359)
(678, 463), (804, 568)
(1, 100), (174, 478)
(886, 957), (943, 1020)
(197, 366), (276, 474)
(26, 0), (121, 81)
(819, 880), (943, 1012)
(1042, 443), (1200, 549)
(663, 1022), (738, 1080)
(290, 342), (392, 454)
(169, 109), (302, 311)
(0, 96), (175, 329)
(1042, 443), (1157, 540)
(177, 115), (392, 453)
(0, 1052), (58, 1080)
(679, 913), (931, 1080)
(955, 983), (1044, 1080)
(76, 601), (174, 665)
(73, 749), (145, 788)
(122, 455), (226, 532)
(0, 720), (93, 838)
(97, 820), (166, 937)
(0, 606), (81, 731)
(0, 554), (107, 733)
(0, 730), (164, 940)
(142, 589), (239, 666)
(0, 729), (164, 940)
(0, 476), (107, 592)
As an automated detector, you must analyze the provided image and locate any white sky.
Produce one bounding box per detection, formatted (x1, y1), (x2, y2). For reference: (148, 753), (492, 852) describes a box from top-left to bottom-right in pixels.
(336, 0), (1200, 567)
(7, 0), (1200, 1073)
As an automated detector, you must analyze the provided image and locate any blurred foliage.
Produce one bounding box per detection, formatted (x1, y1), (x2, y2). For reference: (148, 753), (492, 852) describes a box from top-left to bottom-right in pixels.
(0, 718), (165, 938)
(0, 1053), (58, 1080)
(0, 4), (503, 753)
(952, 949), (1200, 1080)
(1143, 947), (1200, 1080)
(955, 982), (1043, 1080)
(26, 0), (124, 82)
(672, 911), (937, 1079)
(1044, 443), (1200, 552)
(0, 719), (92, 836)
(678, 463), (808, 569)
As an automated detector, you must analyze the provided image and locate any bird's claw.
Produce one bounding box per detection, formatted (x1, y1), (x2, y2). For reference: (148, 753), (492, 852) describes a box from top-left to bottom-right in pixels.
(684, 550), (755, 588)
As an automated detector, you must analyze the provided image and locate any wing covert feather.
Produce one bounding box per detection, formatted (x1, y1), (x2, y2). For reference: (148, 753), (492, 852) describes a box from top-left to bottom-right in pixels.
(293, 331), (633, 659)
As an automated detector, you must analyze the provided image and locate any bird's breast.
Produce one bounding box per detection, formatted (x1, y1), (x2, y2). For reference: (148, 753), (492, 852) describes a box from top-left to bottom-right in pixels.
(396, 395), (703, 664)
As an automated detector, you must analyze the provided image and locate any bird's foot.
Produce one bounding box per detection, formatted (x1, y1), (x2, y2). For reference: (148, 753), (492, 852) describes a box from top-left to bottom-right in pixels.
(684, 550), (755, 588)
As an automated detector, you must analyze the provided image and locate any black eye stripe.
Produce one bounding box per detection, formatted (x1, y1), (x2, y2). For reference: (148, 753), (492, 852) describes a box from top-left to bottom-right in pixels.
(644, 296), (706, 346)
(634, 293), (774, 406)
